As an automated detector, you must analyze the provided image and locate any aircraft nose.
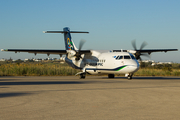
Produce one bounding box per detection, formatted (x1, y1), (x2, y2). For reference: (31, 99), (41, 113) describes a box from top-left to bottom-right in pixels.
(130, 65), (139, 73)
(129, 60), (139, 73)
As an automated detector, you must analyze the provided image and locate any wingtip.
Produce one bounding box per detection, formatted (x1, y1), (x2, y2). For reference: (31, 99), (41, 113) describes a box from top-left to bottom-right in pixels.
(43, 31), (47, 33)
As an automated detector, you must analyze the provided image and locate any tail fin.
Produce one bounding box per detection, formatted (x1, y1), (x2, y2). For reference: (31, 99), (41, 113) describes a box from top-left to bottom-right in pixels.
(43, 27), (89, 50)
(63, 27), (75, 50)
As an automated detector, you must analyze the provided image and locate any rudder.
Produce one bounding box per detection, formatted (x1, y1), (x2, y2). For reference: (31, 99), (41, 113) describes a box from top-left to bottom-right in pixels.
(63, 27), (76, 50)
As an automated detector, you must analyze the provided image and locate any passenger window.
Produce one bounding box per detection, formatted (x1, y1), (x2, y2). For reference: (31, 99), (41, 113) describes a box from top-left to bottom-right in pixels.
(124, 56), (131, 59)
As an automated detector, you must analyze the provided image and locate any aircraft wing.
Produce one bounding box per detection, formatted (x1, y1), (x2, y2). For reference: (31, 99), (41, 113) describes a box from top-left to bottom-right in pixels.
(1, 49), (67, 55)
(113, 49), (178, 54)
(135, 49), (178, 54)
(133, 49), (178, 60)
(113, 49), (178, 60)
(1, 49), (91, 55)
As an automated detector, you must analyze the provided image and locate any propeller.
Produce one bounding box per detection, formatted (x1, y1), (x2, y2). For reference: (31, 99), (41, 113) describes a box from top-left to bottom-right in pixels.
(131, 40), (149, 61)
(74, 39), (86, 61)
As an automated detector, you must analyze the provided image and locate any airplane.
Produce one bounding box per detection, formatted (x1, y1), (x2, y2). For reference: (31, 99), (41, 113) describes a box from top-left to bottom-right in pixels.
(1, 27), (178, 79)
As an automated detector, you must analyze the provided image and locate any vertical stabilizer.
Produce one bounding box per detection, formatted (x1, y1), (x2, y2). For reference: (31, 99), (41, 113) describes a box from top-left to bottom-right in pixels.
(63, 27), (76, 50)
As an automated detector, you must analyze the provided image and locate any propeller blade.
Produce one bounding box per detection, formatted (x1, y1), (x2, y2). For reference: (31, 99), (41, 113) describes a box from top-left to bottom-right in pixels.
(131, 40), (148, 60)
(131, 39), (137, 50)
(140, 41), (148, 50)
(79, 39), (86, 51)
(139, 56), (142, 62)
(74, 39), (86, 61)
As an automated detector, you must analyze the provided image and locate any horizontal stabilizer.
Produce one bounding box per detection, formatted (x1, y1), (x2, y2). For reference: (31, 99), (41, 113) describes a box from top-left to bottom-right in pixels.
(70, 31), (89, 33)
(43, 31), (89, 33)
(43, 31), (64, 33)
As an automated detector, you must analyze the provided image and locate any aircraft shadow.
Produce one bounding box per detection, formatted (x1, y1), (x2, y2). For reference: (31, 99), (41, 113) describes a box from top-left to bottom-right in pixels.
(111, 76), (180, 80)
(0, 81), (84, 86)
(0, 80), (127, 86)
(0, 92), (33, 98)
(0, 79), (21, 81)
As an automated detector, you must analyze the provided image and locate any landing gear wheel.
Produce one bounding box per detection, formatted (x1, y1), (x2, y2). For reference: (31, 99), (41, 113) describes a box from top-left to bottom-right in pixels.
(108, 74), (114, 78)
(127, 75), (132, 80)
(80, 74), (86, 79)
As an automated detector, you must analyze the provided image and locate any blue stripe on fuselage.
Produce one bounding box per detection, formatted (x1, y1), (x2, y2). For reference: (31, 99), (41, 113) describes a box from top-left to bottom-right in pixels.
(85, 65), (127, 71)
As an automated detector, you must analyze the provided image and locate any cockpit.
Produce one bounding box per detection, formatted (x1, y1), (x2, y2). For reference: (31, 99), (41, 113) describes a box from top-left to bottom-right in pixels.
(115, 53), (136, 60)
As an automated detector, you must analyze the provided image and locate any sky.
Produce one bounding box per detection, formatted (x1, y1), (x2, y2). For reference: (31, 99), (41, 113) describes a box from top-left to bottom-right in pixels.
(0, 0), (180, 62)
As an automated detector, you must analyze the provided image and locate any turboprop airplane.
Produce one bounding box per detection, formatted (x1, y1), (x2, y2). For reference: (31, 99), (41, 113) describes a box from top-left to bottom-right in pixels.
(1, 27), (178, 79)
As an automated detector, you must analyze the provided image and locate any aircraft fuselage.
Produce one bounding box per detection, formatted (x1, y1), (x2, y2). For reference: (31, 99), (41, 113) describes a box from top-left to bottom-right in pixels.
(66, 50), (139, 76)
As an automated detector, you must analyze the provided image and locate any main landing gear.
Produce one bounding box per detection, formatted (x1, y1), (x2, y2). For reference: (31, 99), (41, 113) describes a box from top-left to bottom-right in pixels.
(108, 74), (133, 80)
(79, 73), (133, 80)
(108, 74), (114, 78)
(80, 73), (86, 79)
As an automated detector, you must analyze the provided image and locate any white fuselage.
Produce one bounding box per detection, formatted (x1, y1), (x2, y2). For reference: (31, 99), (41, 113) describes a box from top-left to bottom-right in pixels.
(65, 50), (139, 75)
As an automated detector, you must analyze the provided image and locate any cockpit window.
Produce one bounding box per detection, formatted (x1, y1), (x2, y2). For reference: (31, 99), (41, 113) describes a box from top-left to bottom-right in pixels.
(124, 55), (131, 59)
(116, 56), (119, 60)
(116, 56), (123, 60)
(119, 56), (123, 59)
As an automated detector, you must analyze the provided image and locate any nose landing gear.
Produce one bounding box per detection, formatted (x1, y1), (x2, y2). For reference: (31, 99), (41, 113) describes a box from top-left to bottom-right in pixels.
(125, 73), (133, 80)
(127, 75), (132, 80)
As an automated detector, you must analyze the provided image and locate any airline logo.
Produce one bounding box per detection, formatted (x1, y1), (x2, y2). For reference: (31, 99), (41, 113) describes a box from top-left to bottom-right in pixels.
(67, 38), (73, 50)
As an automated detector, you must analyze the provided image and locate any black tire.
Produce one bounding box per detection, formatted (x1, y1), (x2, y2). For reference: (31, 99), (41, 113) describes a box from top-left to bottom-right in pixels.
(108, 74), (114, 78)
(127, 75), (132, 80)
(80, 74), (86, 79)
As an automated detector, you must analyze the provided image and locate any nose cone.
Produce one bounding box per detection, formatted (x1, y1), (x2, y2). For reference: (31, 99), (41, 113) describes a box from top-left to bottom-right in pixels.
(130, 65), (139, 73)
(132, 60), (139, 72)
(126, 60), (139, 73)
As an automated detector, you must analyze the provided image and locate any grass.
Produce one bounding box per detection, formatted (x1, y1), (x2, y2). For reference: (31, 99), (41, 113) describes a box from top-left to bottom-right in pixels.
(0, 61), (180, 76)
(134, 68), (180, 76)
(0, 62), (80, 76)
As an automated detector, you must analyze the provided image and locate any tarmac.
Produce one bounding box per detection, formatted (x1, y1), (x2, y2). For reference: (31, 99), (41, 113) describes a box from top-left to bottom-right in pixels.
(1, 76), (180, 120)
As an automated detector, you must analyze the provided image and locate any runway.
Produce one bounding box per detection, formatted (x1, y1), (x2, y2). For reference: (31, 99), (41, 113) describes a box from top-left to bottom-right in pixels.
(1, 76), (180, 120)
